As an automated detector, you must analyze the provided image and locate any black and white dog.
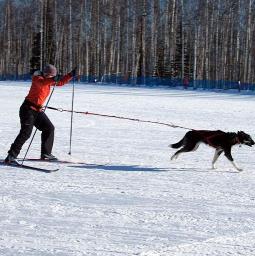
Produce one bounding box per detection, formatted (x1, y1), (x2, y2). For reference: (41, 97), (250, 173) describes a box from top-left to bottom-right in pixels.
(170, 130), (254, 171)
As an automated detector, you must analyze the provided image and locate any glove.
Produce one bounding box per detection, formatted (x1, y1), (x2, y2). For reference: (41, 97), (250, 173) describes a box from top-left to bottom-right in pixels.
(70, 67), (77, 77)
(53, 74), (61, 82)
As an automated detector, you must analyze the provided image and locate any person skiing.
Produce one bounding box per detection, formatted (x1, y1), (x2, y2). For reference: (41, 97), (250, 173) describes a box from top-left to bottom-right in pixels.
(5, 64), (76, 163)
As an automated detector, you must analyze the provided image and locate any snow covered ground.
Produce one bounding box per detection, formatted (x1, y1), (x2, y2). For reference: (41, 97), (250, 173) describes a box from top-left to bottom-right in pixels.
(0, 81), (255, 256)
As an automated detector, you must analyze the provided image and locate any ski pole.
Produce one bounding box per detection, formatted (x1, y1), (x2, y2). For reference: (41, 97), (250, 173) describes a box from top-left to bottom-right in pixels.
(21, 84), (57, 165)
(68, 75), (75, 155)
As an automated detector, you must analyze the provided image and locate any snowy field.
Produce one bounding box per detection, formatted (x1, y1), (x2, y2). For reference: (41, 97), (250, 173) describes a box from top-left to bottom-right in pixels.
(0, 81), (255, 256)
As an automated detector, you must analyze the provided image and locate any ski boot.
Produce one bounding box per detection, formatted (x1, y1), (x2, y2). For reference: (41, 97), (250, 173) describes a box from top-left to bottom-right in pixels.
(41, 153), (58, 161)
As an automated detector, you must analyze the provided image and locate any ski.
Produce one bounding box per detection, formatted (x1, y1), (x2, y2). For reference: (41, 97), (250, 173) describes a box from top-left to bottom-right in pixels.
(17, 158), (85, 165)
(0, 160), (59, 173)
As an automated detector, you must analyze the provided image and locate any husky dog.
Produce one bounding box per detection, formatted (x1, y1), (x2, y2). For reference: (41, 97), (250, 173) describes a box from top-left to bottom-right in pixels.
(170, 130), (254, 171)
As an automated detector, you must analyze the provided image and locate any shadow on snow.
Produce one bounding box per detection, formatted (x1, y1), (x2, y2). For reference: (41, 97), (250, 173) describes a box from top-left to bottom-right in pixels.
(69, 163), (169, 172)
(68, 164), (238, 173)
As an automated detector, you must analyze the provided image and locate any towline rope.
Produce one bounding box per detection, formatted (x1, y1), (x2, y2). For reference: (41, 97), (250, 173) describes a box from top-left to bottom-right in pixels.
(47, 106), (193, 130)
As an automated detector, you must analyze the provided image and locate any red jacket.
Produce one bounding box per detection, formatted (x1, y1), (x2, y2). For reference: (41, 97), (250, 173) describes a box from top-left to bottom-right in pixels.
(25, 73), (72, 110)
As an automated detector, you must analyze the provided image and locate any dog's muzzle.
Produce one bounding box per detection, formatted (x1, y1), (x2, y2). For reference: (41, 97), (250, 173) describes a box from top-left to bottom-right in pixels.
(244, 140), (255, 147)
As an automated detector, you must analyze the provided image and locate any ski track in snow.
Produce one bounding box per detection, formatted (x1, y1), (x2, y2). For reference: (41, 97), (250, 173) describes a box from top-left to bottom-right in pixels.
(0, 81), (255, 256)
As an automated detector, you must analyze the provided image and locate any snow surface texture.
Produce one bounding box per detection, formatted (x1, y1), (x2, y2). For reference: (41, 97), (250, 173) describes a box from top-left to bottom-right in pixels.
(0, 81), (255, 256)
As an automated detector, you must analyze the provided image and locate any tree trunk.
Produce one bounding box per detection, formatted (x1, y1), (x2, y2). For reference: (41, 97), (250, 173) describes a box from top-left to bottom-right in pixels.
(69, 0), (73, 70)
(244, 0), (251, 83)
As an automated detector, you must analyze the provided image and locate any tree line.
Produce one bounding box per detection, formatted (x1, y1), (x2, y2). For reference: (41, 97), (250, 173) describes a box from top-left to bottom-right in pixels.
(0, 0), (254, 85)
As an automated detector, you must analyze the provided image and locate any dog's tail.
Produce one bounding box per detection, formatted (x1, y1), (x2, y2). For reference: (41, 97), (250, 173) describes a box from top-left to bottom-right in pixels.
(169, 138), (184, 148)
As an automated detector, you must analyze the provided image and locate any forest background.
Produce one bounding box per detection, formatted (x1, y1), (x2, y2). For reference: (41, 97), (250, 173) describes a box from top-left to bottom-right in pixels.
(0, 0), (254, 88)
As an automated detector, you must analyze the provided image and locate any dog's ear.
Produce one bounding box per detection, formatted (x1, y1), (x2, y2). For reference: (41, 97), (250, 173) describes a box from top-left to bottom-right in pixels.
(237, 131), (246, 139)
(237, 131), (244, 136)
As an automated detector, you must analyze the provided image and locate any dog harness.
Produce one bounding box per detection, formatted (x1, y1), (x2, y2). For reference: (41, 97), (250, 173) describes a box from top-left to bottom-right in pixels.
(204, 132), (240, 148)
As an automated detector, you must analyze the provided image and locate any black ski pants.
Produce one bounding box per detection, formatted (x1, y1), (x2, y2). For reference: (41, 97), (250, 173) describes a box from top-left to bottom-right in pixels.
(8, 102), (55, 158)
